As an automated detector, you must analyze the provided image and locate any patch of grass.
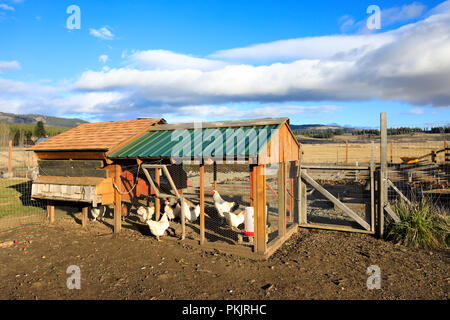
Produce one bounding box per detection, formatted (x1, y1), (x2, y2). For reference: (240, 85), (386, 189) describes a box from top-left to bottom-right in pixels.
(0, 178), (45, 218)
(386, 199), (449, 249)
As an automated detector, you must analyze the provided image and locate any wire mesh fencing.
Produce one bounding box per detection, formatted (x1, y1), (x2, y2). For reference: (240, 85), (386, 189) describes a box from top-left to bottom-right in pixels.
(303, 165), (373, 232)
(0, 145), (46, 232)
(386, 122), (449, 209)
(265, 163), (279, 245)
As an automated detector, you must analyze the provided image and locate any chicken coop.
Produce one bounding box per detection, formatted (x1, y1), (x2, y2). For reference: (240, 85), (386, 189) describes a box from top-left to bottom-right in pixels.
(28, 118), (170, 229)
(108, 117), (301, 259)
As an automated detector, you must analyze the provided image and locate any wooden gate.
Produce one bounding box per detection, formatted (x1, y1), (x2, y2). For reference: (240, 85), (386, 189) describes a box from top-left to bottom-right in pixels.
(296, 163), (376, 234)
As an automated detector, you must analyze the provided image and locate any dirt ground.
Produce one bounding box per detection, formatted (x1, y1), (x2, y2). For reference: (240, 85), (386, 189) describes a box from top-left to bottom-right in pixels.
(0, 215), (448, 300)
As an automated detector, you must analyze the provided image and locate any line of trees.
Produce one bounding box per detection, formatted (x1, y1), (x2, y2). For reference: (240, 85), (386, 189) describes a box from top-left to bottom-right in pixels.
(294, 126), (449, 139)
(0, 121), (67, 147)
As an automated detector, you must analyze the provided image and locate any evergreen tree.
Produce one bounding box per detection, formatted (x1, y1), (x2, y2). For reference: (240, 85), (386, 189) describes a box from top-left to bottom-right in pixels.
(34, 121), (46, 138)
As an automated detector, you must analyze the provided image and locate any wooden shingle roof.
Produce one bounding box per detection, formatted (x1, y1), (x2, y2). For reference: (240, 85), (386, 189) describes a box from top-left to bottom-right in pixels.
(29, 118), (166, 151)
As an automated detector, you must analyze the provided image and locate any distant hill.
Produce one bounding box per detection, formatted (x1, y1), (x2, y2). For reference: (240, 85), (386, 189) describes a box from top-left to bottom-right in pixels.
(290, 124), (344, 131)
(0, 112), (87, 128)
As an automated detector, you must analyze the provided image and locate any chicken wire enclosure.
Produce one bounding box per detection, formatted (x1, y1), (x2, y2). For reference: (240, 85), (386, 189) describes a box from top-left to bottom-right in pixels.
(106, 117), (301, 258)
(386, 122), (450, 209)
(265, 164), (279, 244)
(181, 163), (254, 249)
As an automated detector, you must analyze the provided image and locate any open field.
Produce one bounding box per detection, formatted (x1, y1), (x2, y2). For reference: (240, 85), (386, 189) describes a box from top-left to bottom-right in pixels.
(0, 148), (37, 171)
(299, 133), (448, 164)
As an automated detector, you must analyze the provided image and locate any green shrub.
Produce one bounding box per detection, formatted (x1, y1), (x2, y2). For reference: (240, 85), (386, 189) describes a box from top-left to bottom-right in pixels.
(386, 199), (449, 249)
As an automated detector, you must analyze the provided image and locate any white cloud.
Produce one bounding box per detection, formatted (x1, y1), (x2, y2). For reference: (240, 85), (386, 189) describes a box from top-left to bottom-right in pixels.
(339, 2), (427, 34)
(175, 105), (341, 118)
(127, 49), (228, 71)
(99, 54), (108, 64)
(0, 60), (21, 72)
(0, 4), (15, 11)
(382, 2), (427, 25)
(89, 26), (115, 40)
(2, 1), (450, 122)
(210, 33), (394, 63)
(72, 2), (450, 109)
(405, 108), (425, 115)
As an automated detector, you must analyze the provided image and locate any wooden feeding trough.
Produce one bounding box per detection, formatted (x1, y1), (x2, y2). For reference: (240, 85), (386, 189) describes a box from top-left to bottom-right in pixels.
(108, 117), (301, 259)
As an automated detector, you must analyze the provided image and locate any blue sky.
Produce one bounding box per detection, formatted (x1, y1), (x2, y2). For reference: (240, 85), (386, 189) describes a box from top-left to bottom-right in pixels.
(1, 0), (450, 128)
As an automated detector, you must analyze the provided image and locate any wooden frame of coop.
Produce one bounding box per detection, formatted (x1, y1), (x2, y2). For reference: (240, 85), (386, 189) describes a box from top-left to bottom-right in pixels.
(108, 117), (301, 259)
(29, 117), (300, 259)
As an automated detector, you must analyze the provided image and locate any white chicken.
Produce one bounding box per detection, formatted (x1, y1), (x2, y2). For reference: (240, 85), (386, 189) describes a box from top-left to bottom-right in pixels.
(164, 200), (175, 220)
(146, 212), (170, 241)
(224, 210), (245, 230)
(211, 189), (235, 223)
(91, 205), (107, 221)
(180, 199), (201, 223)
(137, 206), (155, 222)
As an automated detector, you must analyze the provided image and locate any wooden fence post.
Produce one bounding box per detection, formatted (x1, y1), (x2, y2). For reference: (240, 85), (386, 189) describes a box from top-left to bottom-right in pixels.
(379, 112), (387, 238)
(444, 140), (448, 164)
(390, 140), (393, 163)
(47, 200), (55, 224)
(370, 141), (375, 233)
(155, 168), (160, 221)
(114, 164), (122, 234)
(255, 165), (267, 254)
(82, 206), (88, 228)
(8, 139), (12, 177)
(213, 161), (217, 190)
(345, 140), (349, 164)
(199, 161), (205, 245)
(278, 162), (286, 238)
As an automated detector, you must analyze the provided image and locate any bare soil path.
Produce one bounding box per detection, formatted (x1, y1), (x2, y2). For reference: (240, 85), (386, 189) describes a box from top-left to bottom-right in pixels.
(0, 217), (448, 300)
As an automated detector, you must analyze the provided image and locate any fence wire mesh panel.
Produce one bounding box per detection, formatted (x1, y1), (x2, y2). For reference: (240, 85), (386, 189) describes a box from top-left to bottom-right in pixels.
(184, 163), (253, 250)
(303, 166), (372, 231)
(286, 161), (296, 230)
(386, 122), (449, 209)
(265, 163), (279, 245)
(0, 145), (45, 232)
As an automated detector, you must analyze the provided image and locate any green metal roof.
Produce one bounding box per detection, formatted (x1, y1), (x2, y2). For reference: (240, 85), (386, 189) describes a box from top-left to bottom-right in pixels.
(108, 124), (281, 159)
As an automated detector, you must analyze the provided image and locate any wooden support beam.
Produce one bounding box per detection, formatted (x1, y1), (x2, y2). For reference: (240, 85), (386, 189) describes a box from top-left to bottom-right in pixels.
(213, 161), (217, 190)
(155, 168), (161, 221)
(199, 162), (205, 245)
(370, 141), (375, 233)
(390, 140), (393, 163)
(299, 223), (375, 234)
(289, 167), (294, 222)
(301, 171), (371, 231)
(297, 145), (307, 225)
(387, 179), (411, 205)
(114, 164), (122, 234)
(379, 112), (387, 238)
(384, 204), (401, 223)
(278, 162), (286, 238)
(161, 165), (180, 198)
(82, 206), (88, 228)
(345, 140), (348, 164)
(47, 200), (55, 224)
(254, 165), (267, 253)
(444, 140), (448, 164)
(8, 140), (12, 176)
(250, 164), (257, 252)
(266, 181), (278, 199)
(249, 165), (254, 206)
